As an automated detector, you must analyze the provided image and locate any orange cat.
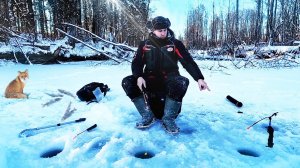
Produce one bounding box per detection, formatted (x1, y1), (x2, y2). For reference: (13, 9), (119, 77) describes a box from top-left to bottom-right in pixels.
(5, 69), (29, 99)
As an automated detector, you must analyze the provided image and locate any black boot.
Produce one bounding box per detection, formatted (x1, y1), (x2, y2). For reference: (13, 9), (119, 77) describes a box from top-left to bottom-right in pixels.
(133, 96), (155, 129)
(162, 97), (181, 134)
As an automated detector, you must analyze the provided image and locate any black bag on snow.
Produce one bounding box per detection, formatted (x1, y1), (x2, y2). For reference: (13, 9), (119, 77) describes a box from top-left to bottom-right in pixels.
(76, 82), (110, 102)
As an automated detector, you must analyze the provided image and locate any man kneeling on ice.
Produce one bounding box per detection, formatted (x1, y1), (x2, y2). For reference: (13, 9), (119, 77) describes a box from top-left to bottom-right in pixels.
(122, 16), (210, 134)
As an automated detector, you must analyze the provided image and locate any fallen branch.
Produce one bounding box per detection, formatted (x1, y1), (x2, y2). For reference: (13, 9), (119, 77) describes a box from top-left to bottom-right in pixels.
(0, 26), (32, 42)
(56, 28), (123, 63)
(14, 38), (32, 65)
(62, 23), (135, 52)
(0, 26), (33, 64)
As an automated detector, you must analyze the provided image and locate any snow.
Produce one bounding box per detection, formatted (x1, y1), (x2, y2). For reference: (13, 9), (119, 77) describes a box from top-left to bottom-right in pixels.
(260, 45), (299, 53)
(0, 60), (300, 168)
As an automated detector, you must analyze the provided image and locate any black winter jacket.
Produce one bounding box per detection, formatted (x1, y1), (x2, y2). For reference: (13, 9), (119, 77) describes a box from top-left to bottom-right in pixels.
(132, 29), (204, 81)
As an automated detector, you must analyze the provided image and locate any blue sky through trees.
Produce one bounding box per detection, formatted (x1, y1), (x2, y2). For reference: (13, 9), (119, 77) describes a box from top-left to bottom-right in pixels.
(149, 0), (255, 37)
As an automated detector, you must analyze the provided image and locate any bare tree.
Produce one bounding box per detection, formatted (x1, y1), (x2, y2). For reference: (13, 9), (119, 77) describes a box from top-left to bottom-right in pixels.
(236, 0), (239, 36)
(211, 1), (217, 47)
(185, 4), (208, 49)
(266, 0), (275, 44)
(1, 0), (298, 48)
(6, 0), (35, 33)
(0, 0), (10, 28)
(255, 0), (263, 44)
(292, 0), (299, 40)
(37, 0), (46, 35)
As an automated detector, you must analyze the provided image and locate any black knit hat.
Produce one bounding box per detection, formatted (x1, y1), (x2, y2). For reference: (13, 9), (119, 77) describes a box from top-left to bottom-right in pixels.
(146, 16), (171, 30)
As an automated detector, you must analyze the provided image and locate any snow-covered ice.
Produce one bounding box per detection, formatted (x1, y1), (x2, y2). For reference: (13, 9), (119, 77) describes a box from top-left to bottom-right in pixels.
(0, 60), (299, 168)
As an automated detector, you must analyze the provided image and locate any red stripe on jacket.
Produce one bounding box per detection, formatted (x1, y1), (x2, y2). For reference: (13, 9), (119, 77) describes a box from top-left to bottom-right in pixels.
(175, 48), (183, 59)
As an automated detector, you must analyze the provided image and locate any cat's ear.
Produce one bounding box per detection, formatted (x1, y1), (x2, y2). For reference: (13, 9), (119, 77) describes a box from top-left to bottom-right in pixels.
(18, 71), (21, 74)
(25, 69), (28, 73)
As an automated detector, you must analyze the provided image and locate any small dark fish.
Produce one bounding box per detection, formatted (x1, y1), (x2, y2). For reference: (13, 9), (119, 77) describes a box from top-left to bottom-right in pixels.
(42, 98), (62, 107)
(58, 89), (76, 98)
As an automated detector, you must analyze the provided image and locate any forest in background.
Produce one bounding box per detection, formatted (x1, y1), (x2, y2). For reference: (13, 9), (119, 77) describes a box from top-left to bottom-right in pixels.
(186, 0), (300, 49)
(0, 0), (150, 47)
(0, 0), (299, 49)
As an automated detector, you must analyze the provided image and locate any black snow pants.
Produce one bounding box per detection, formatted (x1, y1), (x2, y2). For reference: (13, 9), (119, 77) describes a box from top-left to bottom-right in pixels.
(121, 73), (189, 119)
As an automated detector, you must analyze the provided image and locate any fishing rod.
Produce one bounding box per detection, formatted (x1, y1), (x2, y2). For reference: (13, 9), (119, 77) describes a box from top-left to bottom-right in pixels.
(19, 118), (86, 137)
(247, 112), (278, 130)
(73, 124), (97, 140)
(247, 112), (278, 148)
